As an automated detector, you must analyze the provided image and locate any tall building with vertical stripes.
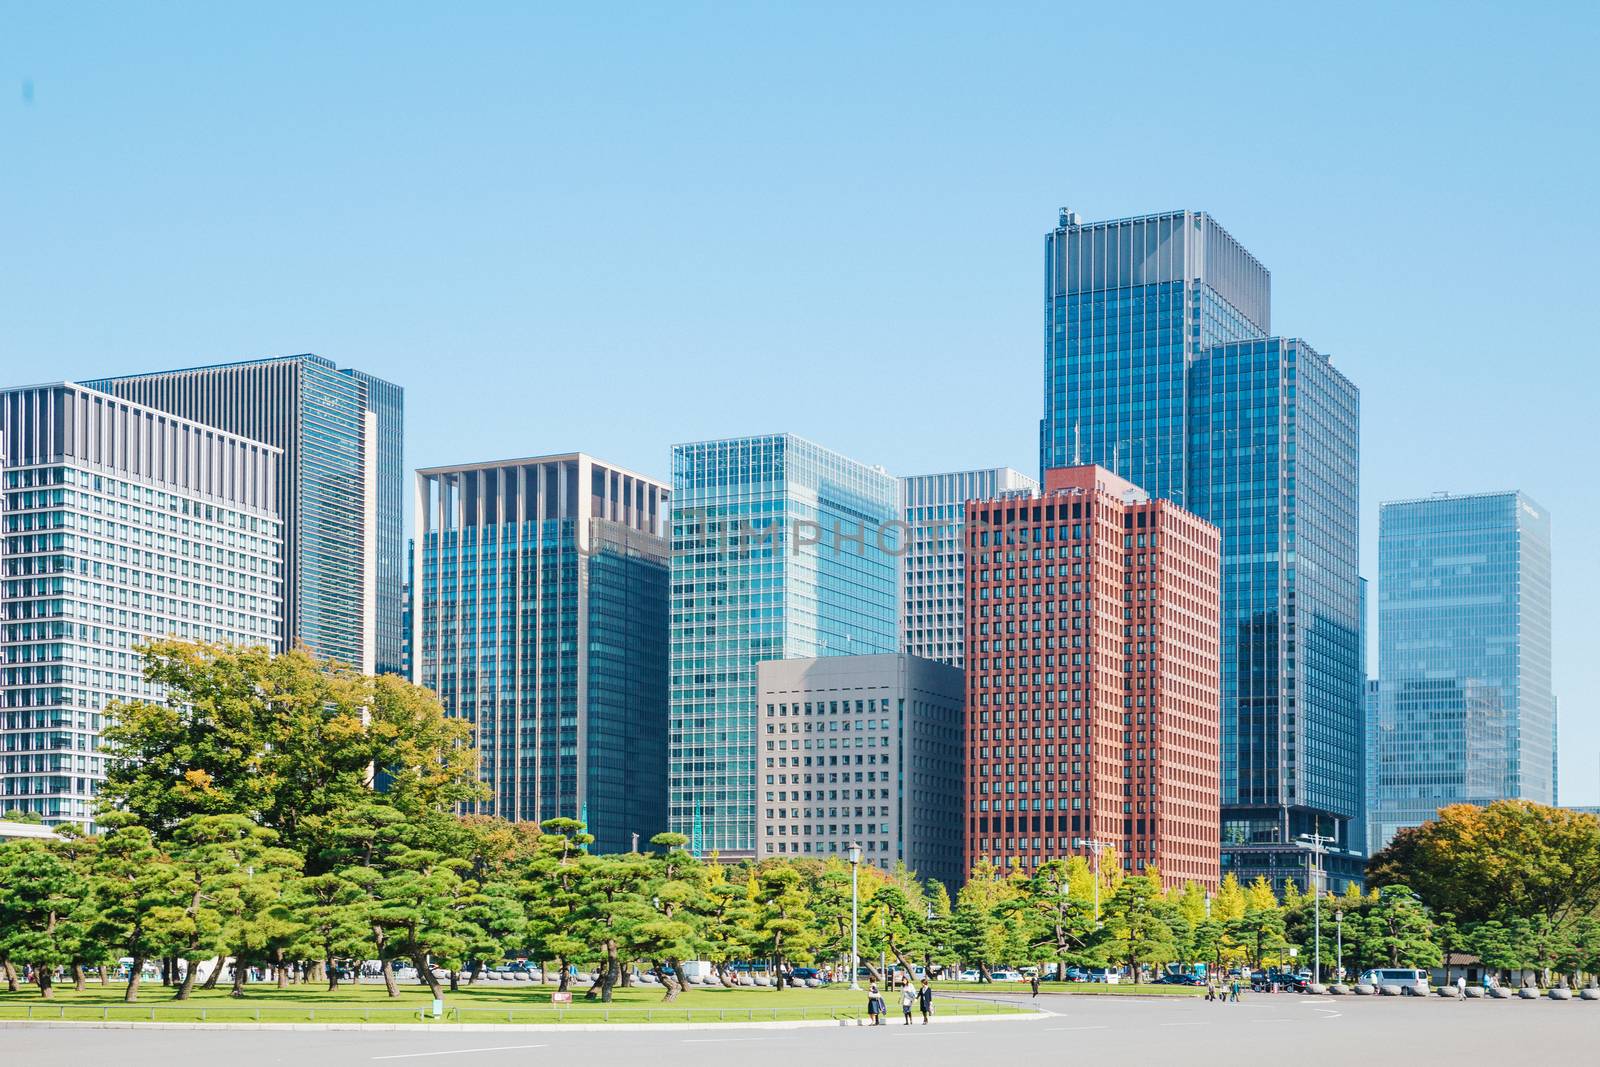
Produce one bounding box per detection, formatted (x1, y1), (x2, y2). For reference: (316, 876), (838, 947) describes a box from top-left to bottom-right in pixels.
(0, 383), (283, 828)
(84, 355), (402, 674)
(963, 464), (1221, 886)
(412, 453), (670, 853)
(669, 433), (900, 856)
(900, 467), (1037, 667)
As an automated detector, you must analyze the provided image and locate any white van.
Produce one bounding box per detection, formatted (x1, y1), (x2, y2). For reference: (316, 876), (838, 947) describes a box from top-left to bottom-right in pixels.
(1360, 968), (1430, 993)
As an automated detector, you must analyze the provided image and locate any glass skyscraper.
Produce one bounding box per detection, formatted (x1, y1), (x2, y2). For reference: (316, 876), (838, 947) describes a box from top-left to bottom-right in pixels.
(1042, 211), (1364, 891)
(84, 355), (402, 674)
(1189, 338), (1362, 889)
(900, 467), (1036, 667)
(1041, 209), (1270, 504)
(413, 453), (670, 854)
(0, 384), (283, 828)
(1370, 491), (1553, 852)
(669, 433), (899, 855)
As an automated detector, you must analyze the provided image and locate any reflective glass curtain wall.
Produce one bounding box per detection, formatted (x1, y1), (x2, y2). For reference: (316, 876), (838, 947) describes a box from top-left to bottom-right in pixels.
(1188, 338), (1362, 886)
(414, 455), (670, 855)
(669, 434), (899, 855)
(1371, 492), (1553, 851)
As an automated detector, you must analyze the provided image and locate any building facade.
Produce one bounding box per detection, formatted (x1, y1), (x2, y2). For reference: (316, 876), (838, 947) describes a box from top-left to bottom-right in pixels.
(756, 653), (964, 888)
(901, 467), (1037, 667)
(412, 454), (669, 855)
(963, 465), (1221, 887)
(1040, 210), (1365, 892)
(0, 383), (283, 827)
(669, 433), (899, 856)
(85, 355), (403, 674)
(1189, 337), (1364, 891)
(1040, 209), (1270, 505)
(1369, 491), (1554, 851)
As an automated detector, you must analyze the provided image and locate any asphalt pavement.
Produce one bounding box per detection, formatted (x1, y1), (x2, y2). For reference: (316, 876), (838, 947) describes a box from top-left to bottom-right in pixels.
(4, 989), (1595, 1066)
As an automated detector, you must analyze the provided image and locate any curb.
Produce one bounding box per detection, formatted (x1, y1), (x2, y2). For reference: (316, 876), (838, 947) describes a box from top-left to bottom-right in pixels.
(0, 1011), (1049, 1034)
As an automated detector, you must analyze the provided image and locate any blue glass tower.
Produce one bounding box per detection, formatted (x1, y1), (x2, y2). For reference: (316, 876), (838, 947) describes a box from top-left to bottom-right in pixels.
(1189, 338), (1363, 890)
(1370, 492), (1553, 851)
(413, 454), (670, 853)
(1041, 209), (1270, 504)
(669, 433), (899, 855)
(1042, 210), (1364, 890)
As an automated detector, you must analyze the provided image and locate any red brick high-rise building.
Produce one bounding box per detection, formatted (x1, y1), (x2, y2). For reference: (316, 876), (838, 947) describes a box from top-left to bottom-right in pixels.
(962, 465), (1221, 887)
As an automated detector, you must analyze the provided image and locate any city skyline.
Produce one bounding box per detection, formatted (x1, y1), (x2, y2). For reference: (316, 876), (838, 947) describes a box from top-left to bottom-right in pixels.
(4, 5), (1596, 804)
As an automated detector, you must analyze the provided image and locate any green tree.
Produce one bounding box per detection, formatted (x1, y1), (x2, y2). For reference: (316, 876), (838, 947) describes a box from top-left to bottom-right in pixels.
(0, 838), (89, 998)
(1016, 859), (1103, 978)
(1362, 885), (1440, 969)
(1102, 871), (1178, 982)
(83, 814), (183, 1002)
(750, 865), (816, 989)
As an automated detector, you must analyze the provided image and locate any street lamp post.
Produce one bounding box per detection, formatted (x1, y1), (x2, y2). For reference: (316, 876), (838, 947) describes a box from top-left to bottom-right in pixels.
(1298, 832), (1335, 982)
(1084, 839), (1111, 922)
(1334, 909), (1344, 982)
(848, 843), (862, 991)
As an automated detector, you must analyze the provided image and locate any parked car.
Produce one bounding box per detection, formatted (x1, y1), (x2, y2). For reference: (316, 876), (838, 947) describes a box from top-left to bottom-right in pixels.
(958, 969), (980, 982)
(1154, 973), (1204, 986)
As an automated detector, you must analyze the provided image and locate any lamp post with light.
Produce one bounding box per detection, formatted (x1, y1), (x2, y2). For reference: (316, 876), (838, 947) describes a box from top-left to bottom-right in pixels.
(848, 843), (862, 990)
(1335, 909), (1345, 982)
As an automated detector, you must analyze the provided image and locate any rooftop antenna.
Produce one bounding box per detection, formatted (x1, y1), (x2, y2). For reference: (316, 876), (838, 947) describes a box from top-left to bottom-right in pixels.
(1073, 422), (1081, 466)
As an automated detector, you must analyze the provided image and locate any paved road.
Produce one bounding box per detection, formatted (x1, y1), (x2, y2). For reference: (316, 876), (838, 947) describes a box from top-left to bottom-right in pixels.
(6, 991), (1595, 1066)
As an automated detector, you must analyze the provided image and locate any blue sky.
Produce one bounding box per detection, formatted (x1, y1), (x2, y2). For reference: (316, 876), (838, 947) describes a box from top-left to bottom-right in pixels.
(4, 3), (1597, 801)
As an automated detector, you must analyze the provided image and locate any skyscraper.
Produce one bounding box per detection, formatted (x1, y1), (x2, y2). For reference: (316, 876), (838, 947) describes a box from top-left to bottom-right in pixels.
(1040, 209), (1270, 503)
(1370, 491), (1554, 851)
(963, 465), (1222, 886)
(84, 355), (402, 674)
(1190, 338), (1363, 891)
(1041, 210), (1364, 891)
(669, 433), (899, 855)
(0, 383), (283, 828)
(900, 467), (1037, 667)
(412, 453), (670, 854)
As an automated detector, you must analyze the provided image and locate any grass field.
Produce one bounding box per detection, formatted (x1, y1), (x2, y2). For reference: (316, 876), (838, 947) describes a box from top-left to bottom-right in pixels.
(0, 979), (1030, 1025)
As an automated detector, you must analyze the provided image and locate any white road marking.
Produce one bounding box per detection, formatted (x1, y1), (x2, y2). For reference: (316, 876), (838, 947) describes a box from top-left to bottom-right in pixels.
(1046, 1025), (1109, 1030)
(372, 1046), (547, 1060)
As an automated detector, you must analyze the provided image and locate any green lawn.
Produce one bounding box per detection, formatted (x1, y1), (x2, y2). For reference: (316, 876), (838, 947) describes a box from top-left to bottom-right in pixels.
(0, 980), (1029, 1025)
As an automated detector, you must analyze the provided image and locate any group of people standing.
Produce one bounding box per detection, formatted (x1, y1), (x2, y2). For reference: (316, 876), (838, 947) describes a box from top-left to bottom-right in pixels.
(865, 977), (935, 1025)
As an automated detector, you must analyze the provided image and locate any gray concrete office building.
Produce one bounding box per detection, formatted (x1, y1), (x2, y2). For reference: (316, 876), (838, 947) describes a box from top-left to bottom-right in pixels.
(0, 383), (283, 828)
(85, 355), (402, 675)
(756, 653), (964, 888)
(900, 467), (1037, 667)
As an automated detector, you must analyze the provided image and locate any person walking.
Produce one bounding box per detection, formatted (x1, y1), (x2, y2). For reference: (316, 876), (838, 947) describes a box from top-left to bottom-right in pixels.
(1457, 975), (1467, 999)
(918, 979), (934, 1024)
(1229, 978), (1241, 1003)
(901, 983), (916, 1025)
(1030, 972), (1041, 999)
(867, 982), (885, 1025)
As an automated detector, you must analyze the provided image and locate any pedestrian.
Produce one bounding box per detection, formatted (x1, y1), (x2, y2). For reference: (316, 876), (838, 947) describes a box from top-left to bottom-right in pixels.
(1230, 978), (1241, 1003)
(867, 982), (885, 1025)
(1457, 975), (1466, 999)
(1204, 981), (1216, 1003)
(1030, 972), (1040, 999)
(918, 978), (934, 1024)
(901, 983), (916, 1024)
